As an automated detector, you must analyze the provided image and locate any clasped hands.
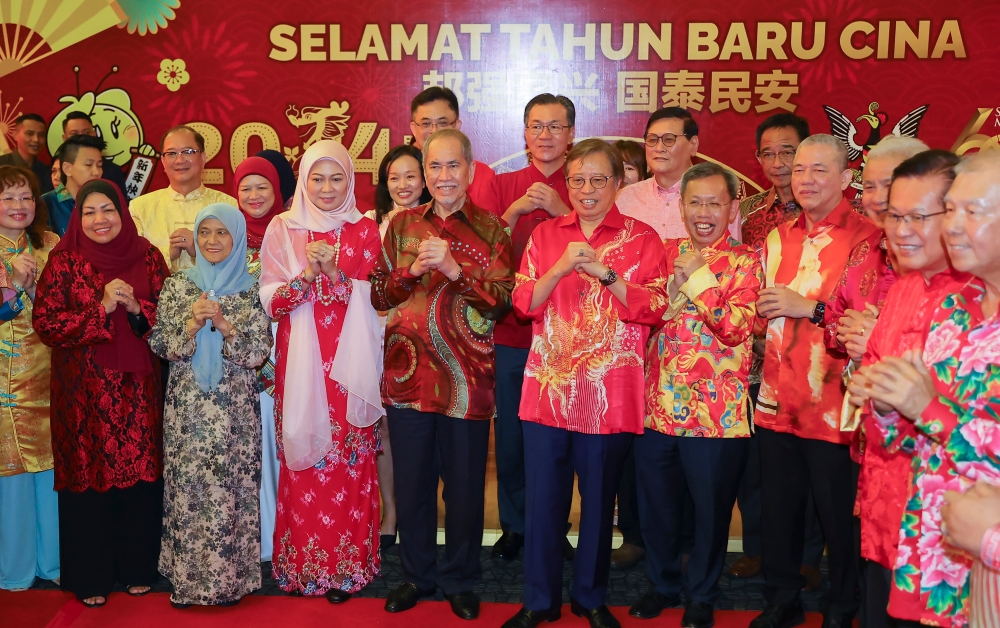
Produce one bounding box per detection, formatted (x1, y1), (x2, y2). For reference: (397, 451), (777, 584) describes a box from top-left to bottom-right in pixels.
(838, 304), (879, 362)
(9, 252), (37, 295)
(509, 183), (571, 219)
(409, 234), (462, 281)
(846, 349), (936, 421)
(169, 228), (196, 262)
(101, 278), (141, 315)
(187, 292), (234, 337)
(303, 240), (340, 284)
(552, 242), (609, 279)
(757, 283), (816, 319)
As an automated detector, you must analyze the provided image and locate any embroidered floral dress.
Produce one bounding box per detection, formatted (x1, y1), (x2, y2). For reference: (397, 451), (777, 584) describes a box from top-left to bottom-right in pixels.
(149, 276), (273, 605)
(267, 219), (383, 595)
(878, 279), (1000, 627)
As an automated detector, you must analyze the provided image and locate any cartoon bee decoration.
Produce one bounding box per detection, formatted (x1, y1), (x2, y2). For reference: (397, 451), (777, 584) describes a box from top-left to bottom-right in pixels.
(47, 66), (158, 168)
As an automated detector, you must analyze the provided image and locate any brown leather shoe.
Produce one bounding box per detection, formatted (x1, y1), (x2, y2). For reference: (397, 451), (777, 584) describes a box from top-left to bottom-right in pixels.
(728, 555), (762, 578)
(610, 543), (645, 570)
(800, 565), (823, 591)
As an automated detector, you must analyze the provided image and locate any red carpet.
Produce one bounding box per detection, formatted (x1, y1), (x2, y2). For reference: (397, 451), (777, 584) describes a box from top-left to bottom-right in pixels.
(3, 590), (824, 628)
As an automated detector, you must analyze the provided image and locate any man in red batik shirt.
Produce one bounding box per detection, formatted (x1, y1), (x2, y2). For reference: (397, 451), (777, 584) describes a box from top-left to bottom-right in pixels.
(407, 86), (495, 208)
(845, 150), (966, 628)
(751, 135), (879, 628)
(371, 129), (514, 621)
(477, 93), (575, 561)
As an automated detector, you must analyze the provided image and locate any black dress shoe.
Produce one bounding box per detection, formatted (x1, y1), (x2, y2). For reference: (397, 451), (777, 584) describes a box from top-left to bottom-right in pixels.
(610, 543), (645, 570)
(217, 597), (242, 607)
(445, 591), (480, 620)
(682, 602), (715, 628)
(492, 531), (525, 560)
(749, 599), (806, 628)
(170, 601), (192, 609)
(571, 598), (621, 628)
(821, 612), (855, 628)
(628, 590), (681, 619)
(325, 588), (352, 604)
(384, 582), (436, 613)
(501, 606), (562, 628)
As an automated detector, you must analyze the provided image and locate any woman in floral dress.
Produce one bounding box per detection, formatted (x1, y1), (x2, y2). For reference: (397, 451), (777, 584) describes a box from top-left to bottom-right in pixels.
(151, 203), (272, 607)
(260, 140), (383, 603)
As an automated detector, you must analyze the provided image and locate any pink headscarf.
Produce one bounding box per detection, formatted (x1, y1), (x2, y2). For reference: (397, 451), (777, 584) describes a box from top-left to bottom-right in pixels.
(284, 140), (363, 232)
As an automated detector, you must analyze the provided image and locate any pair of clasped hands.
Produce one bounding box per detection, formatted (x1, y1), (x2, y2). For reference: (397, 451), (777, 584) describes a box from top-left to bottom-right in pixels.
(302, 240), (341, 284)
(9, 252), (38, 297)
(187, 293), (235, 338)
(408, 233), (462, 280)
(101, 279), (142, 315)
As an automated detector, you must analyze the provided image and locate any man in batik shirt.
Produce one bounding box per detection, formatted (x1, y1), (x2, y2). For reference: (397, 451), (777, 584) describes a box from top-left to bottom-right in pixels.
(844, 149), (967, 628)
(732, 113), (826, 583)
(751, 135), (879, 628)
(857, 150), (1000, 628)
(371, 129), (514, 621)
(630, 163), (762, 628)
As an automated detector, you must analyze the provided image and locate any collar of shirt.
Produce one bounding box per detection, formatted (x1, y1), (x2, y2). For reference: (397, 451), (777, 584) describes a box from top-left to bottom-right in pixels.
(677, 233), (735, 256)
(420, 198), (473, 224)
(792, 197), (855, 233)
(554, 205), (627, 237)
(527, 161), (566, 187)
(170, 185), (209, 202)
(54, 184), (73, 202)
(769, 188), (798, 214)
(653, 178), (682, 198)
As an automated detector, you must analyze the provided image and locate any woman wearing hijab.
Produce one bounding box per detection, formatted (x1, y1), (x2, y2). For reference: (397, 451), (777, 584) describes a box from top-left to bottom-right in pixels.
(33, 179), (169, 608)
(0, 167), (60, 592)
(260, 140), (383, 603)
(235, 156), (284, 563)
(151, 203), (272, 608)
(256, 149), (297, 210)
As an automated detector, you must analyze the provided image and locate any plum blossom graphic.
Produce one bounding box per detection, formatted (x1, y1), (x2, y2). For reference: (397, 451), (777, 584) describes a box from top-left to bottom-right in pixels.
(156, 59), (189, 92)
(118, 0), (181, 36)
(140, 15), (257, 127)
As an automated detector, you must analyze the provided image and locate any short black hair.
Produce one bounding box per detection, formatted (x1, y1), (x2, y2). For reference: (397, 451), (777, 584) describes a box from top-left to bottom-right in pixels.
(523, 94), (576, 128)
(892, 149), (960, 188)
(645, 107), (697, 138)
(410, 87), (459, 117)
(14, 113), (45, 128)
(754, 113), (810, 150)
(62, 111), (94, 132)
(56, 135), (106, 184)
(160, 125), (205, 152)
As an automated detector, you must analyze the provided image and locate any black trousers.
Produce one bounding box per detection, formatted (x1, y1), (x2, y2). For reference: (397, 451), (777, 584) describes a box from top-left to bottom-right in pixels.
(759, 427), (859, 613)
(58, 478), (163, 600)
(737, 384), (825, 564)
(859, 560), (923, 628)
(615, 439), (643, 547)
(636, 430), (749, 603)
(387, 407), (490, 595)
(494, 345), (529, 535)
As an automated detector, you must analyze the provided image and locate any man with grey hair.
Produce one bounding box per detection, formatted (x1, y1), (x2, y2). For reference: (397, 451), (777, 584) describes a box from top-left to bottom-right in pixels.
(630, 162), (763, 627)
(751, 134), (879, 628)
(371, 127), (515, 621)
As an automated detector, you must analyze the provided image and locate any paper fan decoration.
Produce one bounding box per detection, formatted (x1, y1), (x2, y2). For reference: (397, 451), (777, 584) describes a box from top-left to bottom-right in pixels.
(0, 0), (127, 79)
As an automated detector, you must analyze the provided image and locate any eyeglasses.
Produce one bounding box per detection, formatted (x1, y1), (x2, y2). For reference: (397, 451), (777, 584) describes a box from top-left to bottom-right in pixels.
(0, 196), (35, 207)
(644, 133), (685, 148)
(566, 176), (612, 189)
(684, 200), (728, 212)
(884, 211), (946, 226)
(414, 119), (457, 131)
(757, 149), (797, 164)
(161, 148), (201, 161)
(526, 123), (570, 136)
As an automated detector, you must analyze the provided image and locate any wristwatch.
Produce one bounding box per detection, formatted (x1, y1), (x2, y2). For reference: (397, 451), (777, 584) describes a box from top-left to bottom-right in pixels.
(810, 301), (826, 326)
(599, 268), (618, 287)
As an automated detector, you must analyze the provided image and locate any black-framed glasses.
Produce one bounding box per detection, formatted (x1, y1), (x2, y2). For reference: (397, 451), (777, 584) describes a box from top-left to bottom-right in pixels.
(884, 211), (946, 226)
(644, 133), (684, 148)
(414, 119), (457, 131)
(162, 148), (201, 161)
(566, 175), (612, 189)
(526, 123), (570, 136)
(757, 149), (796, 163)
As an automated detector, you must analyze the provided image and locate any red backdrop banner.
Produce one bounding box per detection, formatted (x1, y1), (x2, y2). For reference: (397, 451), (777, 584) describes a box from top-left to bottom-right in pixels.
(2, 0), (1000, 206)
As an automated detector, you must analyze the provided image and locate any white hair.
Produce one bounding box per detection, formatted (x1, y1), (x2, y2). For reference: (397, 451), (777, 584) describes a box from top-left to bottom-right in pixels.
(796, 134), (849, 171)
(955, 149), (1000, 177)
(867, 135), (929, 164)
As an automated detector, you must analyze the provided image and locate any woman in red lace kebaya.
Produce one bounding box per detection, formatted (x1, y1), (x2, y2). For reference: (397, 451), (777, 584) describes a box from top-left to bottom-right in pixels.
(260, 140), (383, 603)
(33, 180), (169, 608)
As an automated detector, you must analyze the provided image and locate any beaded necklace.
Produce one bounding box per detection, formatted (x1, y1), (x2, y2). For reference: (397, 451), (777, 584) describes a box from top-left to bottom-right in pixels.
(309, 228), (347, 306)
